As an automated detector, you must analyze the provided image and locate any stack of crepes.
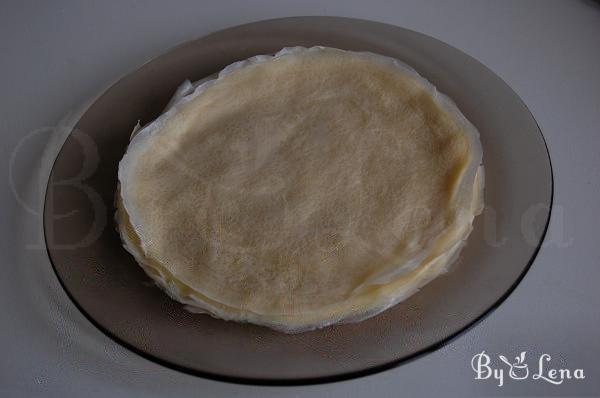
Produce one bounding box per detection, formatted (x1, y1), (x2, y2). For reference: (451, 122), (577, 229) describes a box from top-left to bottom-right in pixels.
(116, 47), (484, 333)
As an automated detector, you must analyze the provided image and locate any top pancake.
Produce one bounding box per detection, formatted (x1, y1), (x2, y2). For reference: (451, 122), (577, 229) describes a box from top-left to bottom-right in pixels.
(117, 47), (483, 331)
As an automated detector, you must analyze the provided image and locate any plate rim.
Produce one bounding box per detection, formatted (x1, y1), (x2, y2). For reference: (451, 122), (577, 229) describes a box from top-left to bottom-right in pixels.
(43, 16), (554, 386)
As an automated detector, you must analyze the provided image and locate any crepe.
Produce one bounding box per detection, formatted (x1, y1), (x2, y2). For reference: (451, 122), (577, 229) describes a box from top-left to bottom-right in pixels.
(116, 46), (484, 332)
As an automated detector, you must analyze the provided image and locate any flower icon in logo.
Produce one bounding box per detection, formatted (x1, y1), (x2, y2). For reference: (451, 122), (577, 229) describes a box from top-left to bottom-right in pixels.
(499, 351), (529, 380)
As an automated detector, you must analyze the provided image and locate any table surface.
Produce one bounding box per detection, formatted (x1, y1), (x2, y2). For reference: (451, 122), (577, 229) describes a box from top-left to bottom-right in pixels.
(1, 1), (599, 396)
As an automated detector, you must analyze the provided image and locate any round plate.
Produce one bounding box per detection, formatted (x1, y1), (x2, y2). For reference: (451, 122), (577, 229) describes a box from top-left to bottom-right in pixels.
(44, 17), (552, 385)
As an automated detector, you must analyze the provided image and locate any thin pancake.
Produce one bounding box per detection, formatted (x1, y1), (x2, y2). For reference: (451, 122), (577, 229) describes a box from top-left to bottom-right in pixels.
(117, 47), (484, 332)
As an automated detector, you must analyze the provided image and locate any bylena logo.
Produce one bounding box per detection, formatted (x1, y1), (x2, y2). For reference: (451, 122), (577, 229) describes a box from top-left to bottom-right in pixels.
(471, 351), (585, 387)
